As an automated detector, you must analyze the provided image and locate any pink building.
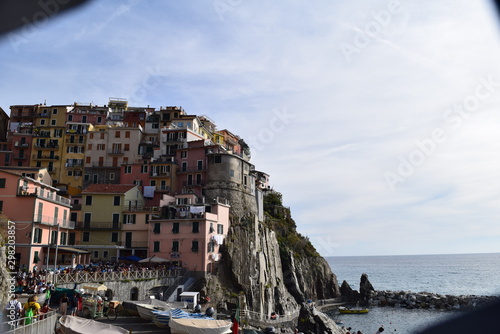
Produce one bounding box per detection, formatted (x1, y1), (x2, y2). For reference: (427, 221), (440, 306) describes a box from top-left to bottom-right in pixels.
(0, 167), (88, 271)
(149, 194), (230, 274)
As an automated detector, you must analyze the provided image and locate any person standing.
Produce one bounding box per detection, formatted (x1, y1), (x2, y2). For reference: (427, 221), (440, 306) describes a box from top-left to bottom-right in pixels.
(4, 295), (23, 328)
(23, 295), (41, 324)
(60, 293), (69, 315)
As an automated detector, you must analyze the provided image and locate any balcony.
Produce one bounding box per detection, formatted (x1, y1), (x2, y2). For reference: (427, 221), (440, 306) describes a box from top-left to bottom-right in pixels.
(33, 214), (75, 229)
(14, 142), (30, 148)
(150, 171), (170, 178)
(13, 155), (28, 160)
(65, 163), (84, 169)
(48, 168), (58, 174)
(116, 241), (149, 248)
(66, 129), (87, 134)
(19, 187), (71, 206)
(156, 185), (170, 192)
(183, 181), (204, 187)
(35, 144), (59, 149)
(65, 138), (85, 145)
(178, 167), (205, 173)
(77, 221), (121, 229)
(109, 150), (124, 156)
(32, 154), (59, 161)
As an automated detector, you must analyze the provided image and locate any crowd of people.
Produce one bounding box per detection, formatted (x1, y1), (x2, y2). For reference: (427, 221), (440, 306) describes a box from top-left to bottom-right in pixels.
(15, 260), (181, 294)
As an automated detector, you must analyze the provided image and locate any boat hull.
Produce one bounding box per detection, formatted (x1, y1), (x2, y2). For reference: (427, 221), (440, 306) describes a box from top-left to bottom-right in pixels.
(169, 318), (232, 334)
(58, 315), (130, 334)
(338, 307), (369, 314)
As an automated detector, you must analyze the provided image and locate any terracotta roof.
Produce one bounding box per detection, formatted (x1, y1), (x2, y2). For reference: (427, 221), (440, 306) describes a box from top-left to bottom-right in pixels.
(82, 184), (137, 194)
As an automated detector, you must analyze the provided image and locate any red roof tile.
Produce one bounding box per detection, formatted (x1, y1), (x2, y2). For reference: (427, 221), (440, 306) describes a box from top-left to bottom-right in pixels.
(82, 184), (137, 194)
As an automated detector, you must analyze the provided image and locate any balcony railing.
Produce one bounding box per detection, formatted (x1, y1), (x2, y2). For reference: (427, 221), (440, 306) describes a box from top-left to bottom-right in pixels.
(14, 142), (30, 147)
(178, 167), (205, 173)
(35, 144), (59, 149)
(77, 221), (121, 229)
(32, 154), (59, 160)
(47, 269), (181, 284)
(183, 181), (204, 187)
(33, 214), (75, 229)
(12, 155), (28, 160)
(116, 240), (149, 248)
(65, 138), (85, 144)
(150, 171), (170, 177)
(20, 187), (71, 206)
(109, 150), (124, 155)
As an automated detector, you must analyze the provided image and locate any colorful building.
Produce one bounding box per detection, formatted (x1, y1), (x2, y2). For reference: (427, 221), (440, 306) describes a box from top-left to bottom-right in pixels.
(0, 167), (87, 270)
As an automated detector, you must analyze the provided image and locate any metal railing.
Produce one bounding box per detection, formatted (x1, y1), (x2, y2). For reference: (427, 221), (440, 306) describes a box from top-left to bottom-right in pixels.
(34, 214), (75, 229)
(45, 268), (182, 284)
(239, 308), (300, 328)
(162, 269), (190, 301)
(2, 310), (58, 334)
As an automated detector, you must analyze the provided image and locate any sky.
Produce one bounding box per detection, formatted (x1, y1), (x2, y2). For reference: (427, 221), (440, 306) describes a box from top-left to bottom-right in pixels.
(2, 0), (500, 257)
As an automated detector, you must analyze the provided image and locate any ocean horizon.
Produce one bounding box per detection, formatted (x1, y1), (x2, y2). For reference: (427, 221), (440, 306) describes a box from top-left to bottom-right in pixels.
(324, 252), (500, 334)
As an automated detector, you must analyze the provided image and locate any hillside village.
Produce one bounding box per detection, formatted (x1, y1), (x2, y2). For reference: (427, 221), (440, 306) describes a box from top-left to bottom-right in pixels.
(0, 99), (271, 275)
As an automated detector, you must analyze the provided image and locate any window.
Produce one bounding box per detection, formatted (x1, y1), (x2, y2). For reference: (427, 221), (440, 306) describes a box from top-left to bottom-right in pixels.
(208, 240), (215, 252)
(115, 131), (120, 138)
(40, 119), (46, 125)
(97, 116), (102, 123)
(83, 232), (90, 242)
(52, 108), (58, 114)
(172, 222), (179, 234)
(111, 232), (118, 242)
(33, 228), (43, 243)
(181, 151), (187, 159)
(85, 195), (92, 205)
(181, 162), (187, 172)
(124, 214), (136, 224)
(103, 251), (109, 258)
(112, 213), (120, 225)
(197, 160), (203, 170)
(60, 232), (67, 245)
(0, 178), (5, 188)
(125, 131), (130, 138)
(192, 222), (199, 233)
(97, 144), (105, 150)
(109, 173), (115, 180)
(172, 241), (179, 252)
(100, 132), (105, 139)
(84, 174), (90, 181)
(217, 224), (224, 234)
(153, 241), (160, 252)
(153, 223), (161, 234)
(191, 241), (199, 252)
(51, 119), (56, 126)
(86, 157), (91, 164)
(54, 129), (63, 137)
(230, 169), (234, 177)
(209, 223), (214, 233)
(68, 115), (73, 121)
(141, 165), (148, 173)
(93, 251), (99, 258)
(0, 200), (3, 212)
(145, 214), (150, 224)
(88, 144), (92, 150)
(124, 166), (132, 174)
(124, 144), (130, 151)
(84, 213), (91, 227)
(214, 156), (222, 163)
(113, 196), (120, 206)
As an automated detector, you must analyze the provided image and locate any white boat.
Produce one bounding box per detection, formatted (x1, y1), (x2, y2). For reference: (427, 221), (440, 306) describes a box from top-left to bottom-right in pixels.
(58, 315), (130, 334)
(169, 317), (232, 334)
(136, 299), (170, 321)
(152, 308), (211, 329)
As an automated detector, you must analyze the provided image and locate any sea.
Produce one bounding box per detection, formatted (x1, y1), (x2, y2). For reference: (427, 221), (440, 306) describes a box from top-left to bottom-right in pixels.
(324, 253), (500, 334)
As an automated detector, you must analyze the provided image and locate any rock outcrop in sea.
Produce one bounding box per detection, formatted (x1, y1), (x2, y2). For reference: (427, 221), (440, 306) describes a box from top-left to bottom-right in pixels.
(340, 273), (500, 311)
(200, 189), (343, 333)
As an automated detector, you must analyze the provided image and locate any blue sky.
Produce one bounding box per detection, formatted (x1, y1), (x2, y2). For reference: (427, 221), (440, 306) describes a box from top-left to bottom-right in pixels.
(2, 0), (500, 256)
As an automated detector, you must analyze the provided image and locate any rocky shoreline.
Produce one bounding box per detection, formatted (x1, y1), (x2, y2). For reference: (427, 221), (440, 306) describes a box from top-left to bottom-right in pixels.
(367, 290), (500, 310)
(340, 273), (500, 311)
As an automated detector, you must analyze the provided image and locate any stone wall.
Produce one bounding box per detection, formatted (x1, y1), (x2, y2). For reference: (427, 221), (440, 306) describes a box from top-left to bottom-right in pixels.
(56, 276), (176, 301)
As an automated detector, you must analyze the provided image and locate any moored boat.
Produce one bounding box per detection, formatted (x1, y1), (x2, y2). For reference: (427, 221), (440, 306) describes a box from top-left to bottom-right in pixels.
(136, 302), (170, 321)
(169, 317), (232, 334)
(338, 306), (369, 314)
(58, 315), (130, 334)
(152, 308), (214, 329)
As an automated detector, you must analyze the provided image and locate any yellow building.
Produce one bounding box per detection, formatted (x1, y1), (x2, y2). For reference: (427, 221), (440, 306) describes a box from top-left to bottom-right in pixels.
(30, 105), (73, 185)
(79, 184), (145, 261)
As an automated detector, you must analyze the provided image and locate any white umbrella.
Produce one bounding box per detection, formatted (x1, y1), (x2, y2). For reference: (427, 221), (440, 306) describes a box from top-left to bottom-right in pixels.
(138, 255), (169, 263)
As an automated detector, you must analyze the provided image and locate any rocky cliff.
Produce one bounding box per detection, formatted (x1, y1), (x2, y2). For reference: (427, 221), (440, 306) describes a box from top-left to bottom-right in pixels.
(201, 189), (342, 333)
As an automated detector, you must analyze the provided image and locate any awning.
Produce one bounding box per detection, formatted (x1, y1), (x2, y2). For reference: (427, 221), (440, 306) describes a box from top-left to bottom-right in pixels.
(57, 247), (90, 254)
